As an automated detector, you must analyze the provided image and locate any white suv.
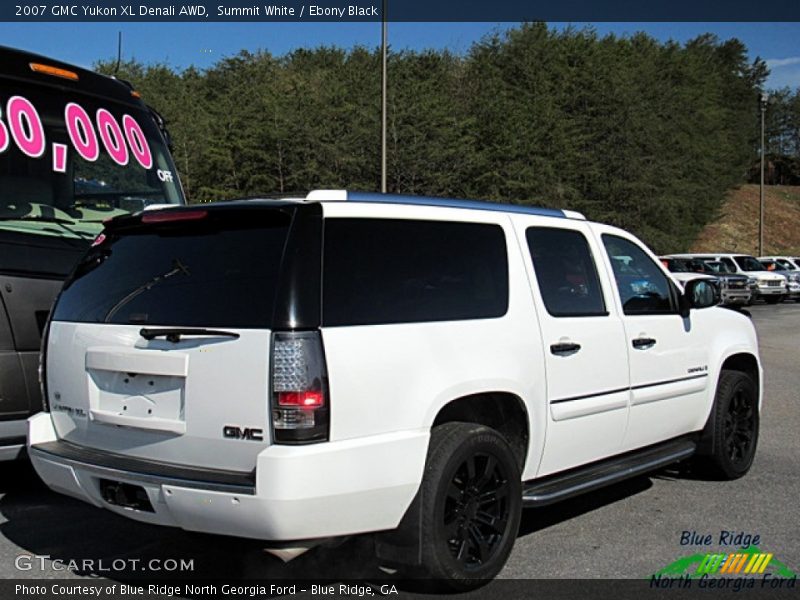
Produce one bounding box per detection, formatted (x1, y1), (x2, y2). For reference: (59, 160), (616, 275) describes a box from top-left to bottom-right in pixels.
(671, 253), (786, 304)
(758, 257), (800, 301)
(29, 191), (762, 588)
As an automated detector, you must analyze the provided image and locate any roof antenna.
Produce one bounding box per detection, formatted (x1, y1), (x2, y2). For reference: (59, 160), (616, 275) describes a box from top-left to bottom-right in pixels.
(114, 31), (123, 75)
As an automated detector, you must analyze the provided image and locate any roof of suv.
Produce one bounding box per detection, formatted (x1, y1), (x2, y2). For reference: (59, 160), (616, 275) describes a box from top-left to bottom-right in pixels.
(759, 256), (799, 262)
(223, 190), (587, 220)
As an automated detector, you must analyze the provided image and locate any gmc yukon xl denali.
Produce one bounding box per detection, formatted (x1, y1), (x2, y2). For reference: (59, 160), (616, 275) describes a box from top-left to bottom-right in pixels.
(29, 191), (762, 588)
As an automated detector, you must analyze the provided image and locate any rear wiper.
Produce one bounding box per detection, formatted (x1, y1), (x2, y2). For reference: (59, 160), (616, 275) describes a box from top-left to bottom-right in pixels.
(139, 328), (241, 343)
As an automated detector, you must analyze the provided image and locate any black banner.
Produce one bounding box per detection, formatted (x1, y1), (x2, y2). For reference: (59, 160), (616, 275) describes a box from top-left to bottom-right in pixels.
(4, 579), (800, 600)
(3, 0), (800, 22)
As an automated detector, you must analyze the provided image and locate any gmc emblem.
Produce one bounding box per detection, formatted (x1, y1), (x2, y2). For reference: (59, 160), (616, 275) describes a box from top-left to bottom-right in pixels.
(223, 425), (264, 441)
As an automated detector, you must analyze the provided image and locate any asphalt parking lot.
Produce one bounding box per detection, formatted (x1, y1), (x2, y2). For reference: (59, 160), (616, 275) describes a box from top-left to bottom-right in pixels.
(0, 303), (797, 583)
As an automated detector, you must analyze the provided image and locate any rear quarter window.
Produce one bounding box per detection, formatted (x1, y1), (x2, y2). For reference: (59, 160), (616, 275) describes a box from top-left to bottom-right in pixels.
(323, 218), (509, 326)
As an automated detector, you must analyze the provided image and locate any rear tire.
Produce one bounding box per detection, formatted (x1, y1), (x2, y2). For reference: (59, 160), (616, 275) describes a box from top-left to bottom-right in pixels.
(416, 422), (522, 591)
(695, 370), (759, 479)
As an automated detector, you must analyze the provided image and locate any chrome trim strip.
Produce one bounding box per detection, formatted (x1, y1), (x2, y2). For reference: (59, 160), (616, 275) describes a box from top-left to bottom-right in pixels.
(550, 373), (709, 405)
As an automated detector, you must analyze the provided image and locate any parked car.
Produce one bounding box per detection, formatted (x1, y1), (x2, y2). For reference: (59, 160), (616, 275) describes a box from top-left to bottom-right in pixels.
(660, 256), (749, 307)
(29, 191), (762, 588)
(659, 256), (718, 287)
(670, 253), (786, 304)
(0, 46), (185, 460)
(697, 259), (758, 306)
(759, 256), (800, 271)
(757, 258), (800, 301)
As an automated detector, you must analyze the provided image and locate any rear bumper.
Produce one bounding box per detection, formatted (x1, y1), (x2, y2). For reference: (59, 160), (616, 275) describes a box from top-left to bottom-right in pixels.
(28, 413), (428, 541)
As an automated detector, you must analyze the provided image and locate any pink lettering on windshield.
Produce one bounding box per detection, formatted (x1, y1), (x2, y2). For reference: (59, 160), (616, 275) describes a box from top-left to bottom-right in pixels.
(0, 108), (8, 153)
(52, 143), (68, 173)
(7, 96), (45, 158)
(96, 108), (129, 166)
(65, 102), (100, 161)
(1, 96), (156, 173)
(123, 114), (153, 169)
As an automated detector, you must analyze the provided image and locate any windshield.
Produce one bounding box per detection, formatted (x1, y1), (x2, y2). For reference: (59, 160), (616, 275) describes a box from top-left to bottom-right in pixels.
(0, 78), (184, 240)
(776, 259), (797, 270)
(690, 260), (713, 273)
(704, 260), (736, 274)
(733, 255), (766, 272)
(663, 258), (690, 273)
(760, 260), (778, 270)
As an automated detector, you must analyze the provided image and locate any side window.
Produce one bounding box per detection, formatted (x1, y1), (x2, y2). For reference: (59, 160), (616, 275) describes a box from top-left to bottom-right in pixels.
(323, 219), (509, 326)
(602, 234), (674, 315)
(721, 258), (738, 273)
(526, 227), (607, 317)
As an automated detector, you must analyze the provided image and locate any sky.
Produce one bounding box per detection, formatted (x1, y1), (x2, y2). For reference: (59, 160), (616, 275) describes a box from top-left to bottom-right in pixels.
(0, 21), (798, 88)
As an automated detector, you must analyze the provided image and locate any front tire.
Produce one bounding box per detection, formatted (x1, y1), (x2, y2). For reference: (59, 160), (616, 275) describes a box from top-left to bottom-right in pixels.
(416, 422), (522, 590)
(695, 370), (759, 479)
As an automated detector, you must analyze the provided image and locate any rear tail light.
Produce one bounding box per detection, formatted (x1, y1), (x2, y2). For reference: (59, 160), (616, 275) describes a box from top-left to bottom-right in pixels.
(270, 331), (329, 444)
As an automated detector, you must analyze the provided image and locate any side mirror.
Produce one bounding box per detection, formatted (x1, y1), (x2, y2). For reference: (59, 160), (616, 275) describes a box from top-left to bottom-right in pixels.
(680, 278), (720, 317)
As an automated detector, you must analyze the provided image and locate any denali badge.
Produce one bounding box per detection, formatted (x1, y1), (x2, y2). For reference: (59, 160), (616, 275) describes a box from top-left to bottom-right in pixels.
(223, 425), (264, 441)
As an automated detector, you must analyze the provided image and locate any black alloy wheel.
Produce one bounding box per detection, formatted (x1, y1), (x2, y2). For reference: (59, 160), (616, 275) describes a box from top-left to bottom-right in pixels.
(416, 422), (522, 590)
(443, 452), (510, 570)
(723, 385), (756, 466)
(695, 369), (759, 479)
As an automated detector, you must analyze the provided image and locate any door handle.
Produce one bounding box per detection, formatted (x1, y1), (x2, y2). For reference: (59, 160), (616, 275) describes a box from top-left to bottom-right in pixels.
(632, 337), (657, 350)
(550, 342), (581, 356)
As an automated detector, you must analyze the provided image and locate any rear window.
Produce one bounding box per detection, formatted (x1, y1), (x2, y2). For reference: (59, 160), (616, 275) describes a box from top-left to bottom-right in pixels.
(52, 210), (291, 327)
(323, 218), (508, 326)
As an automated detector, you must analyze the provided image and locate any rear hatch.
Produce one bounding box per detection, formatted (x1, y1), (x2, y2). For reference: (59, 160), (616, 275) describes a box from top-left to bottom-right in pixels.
(46, 204), (303, 471)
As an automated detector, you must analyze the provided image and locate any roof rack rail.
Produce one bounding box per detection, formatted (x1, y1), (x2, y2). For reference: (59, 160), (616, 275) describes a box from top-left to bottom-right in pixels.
(304, 190), (585, 220)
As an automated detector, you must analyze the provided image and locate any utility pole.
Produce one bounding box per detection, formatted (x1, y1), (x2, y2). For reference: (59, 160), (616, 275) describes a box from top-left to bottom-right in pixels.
(759, 92), (768, 256)
(380, 0), (387, 193)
